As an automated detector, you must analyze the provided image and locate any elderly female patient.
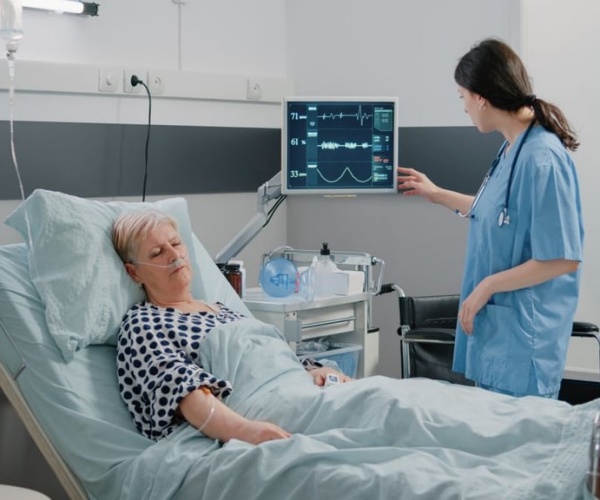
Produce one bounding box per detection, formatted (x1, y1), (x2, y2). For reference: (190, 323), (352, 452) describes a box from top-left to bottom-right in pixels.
(112, 210), (348, 445)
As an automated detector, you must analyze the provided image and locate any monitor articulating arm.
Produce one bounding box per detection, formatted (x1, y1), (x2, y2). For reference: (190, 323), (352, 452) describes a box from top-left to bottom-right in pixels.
(214, 172), (284, 265)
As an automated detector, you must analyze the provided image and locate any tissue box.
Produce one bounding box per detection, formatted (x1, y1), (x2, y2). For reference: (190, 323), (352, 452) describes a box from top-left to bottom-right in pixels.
(333, 270), (365, 295)
(308, 269), (364, 296)
(298, 267), (366, 297)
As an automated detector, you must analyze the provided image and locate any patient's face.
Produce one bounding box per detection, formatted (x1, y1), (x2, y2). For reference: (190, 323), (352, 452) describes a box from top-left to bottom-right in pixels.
(127, 222), (192, 298)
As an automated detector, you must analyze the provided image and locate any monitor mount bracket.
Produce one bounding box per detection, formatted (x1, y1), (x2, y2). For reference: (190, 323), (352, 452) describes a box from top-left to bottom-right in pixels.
(214, 171), (282, 265)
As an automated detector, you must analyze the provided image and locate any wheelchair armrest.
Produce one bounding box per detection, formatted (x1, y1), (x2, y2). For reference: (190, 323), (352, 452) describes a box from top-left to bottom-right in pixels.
(401, 327), (457, 343)
(423, 317), (457, 329)
(573, 321), (600, 334)
(400, 295), (460, 329)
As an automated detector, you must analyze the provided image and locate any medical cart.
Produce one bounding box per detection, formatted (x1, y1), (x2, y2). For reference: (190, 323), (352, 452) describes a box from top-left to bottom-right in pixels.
(244, 247), (385, 378)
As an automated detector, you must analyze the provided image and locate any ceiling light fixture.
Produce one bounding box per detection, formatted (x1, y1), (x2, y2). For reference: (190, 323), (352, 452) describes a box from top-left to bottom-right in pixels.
(22, 0), (99, 16)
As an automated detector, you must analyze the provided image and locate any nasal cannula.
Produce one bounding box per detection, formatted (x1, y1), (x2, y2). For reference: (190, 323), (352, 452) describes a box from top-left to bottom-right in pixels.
(132, 256), (188, 269)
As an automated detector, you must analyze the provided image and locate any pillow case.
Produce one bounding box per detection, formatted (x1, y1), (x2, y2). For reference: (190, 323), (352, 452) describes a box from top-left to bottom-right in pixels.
(5, 189), (203, 362)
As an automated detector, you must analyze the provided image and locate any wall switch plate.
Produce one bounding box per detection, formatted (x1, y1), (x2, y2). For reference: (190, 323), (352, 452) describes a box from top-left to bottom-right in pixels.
(98, 67), (119, 93)
(123, 69), (145, 94)
(147, 70), (166, 95)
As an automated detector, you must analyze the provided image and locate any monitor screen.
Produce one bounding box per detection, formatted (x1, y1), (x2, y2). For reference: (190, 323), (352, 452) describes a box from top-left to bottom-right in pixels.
(282, 96), (398, 195)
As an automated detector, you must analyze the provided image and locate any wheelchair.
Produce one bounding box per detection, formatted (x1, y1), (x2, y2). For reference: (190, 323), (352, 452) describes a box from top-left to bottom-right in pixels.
(378, 283), (600, 403)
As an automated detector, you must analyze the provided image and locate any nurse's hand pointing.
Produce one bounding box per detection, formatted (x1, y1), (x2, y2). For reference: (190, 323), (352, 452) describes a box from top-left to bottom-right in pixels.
(458, 283), (492, 334)
(397, 167), (440, 202)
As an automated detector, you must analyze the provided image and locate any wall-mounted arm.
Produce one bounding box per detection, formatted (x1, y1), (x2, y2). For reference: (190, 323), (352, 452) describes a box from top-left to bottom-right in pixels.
(214, 171), (283, 264)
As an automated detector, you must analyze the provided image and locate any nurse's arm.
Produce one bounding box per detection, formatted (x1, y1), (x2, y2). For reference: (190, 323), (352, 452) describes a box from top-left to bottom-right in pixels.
(397, 167), (474, 214)
(432, 189), (475, 215)
(482, 258), (580, 294)
(459, 258), (579, 334)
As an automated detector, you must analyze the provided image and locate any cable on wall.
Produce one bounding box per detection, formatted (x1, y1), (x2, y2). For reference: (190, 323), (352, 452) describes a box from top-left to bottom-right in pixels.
(130, 74), (152, 202)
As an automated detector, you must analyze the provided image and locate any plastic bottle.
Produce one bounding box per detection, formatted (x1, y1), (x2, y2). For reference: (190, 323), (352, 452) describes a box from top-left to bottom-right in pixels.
(299, 266), (315, 302)
(312, 243), (338, 297)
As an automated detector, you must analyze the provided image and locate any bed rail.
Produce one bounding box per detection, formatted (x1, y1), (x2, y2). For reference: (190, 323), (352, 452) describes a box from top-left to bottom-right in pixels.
(588, 410), (600, 499)
(0, 315), (27, 380)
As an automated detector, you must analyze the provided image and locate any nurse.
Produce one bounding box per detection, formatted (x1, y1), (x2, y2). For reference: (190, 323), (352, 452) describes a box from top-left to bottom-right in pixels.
(397, 38), (584, 398)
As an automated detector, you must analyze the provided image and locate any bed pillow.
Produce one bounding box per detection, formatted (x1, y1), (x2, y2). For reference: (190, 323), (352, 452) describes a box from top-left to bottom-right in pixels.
(4, 189), (203, 362)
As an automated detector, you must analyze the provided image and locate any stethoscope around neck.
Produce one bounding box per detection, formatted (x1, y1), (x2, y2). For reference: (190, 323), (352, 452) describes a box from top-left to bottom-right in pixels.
(456, 120), (536, 227)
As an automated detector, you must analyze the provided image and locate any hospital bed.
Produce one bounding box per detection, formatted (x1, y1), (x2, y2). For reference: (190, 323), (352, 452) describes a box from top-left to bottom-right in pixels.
(1, 189), (600, 500)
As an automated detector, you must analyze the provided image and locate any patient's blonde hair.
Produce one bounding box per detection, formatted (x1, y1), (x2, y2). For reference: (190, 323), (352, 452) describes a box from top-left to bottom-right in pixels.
(112, 210), (179, 263)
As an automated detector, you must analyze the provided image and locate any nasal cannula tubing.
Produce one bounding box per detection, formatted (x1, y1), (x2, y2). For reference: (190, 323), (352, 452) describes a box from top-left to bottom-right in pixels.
(132, 256), (188, 269)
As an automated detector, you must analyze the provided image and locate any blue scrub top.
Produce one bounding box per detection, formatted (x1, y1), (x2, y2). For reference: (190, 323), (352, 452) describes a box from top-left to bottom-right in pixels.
(452, 125), (584, 396)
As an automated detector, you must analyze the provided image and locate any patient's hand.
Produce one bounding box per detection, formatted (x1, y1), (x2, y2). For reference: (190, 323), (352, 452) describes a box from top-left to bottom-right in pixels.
(308, 367), (351, 386)
(236, 420), (291, 445)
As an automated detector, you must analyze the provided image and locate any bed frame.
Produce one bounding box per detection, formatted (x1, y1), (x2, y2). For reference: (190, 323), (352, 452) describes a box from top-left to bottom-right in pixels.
(0, 319), (86, 500)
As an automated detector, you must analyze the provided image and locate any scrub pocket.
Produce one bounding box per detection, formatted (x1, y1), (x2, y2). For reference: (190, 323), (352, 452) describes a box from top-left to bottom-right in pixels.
(472, 302), (532, 393)
(471, 304), (511, 359)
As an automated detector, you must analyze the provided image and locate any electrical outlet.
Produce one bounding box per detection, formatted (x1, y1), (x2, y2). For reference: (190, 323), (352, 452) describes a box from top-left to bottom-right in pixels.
(123, 69), (145, 94)
(246, 78), (262, 100)
(147, 70), (165, 95)
(98, 67), (119, 93)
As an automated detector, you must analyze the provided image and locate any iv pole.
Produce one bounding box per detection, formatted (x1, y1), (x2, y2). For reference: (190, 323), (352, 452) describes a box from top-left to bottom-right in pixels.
(214, 171), (284, 265)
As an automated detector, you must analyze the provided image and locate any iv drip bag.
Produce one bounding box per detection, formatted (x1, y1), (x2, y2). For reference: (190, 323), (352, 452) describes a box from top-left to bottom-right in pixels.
(0, 0), (23, 53)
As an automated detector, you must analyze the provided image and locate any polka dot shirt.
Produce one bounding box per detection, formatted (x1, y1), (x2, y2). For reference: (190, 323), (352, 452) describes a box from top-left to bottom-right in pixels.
(117, 301), (321, 440)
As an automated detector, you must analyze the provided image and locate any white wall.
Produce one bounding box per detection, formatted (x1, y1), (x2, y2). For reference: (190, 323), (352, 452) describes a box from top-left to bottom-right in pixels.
(285, 0), (521, 377)
(0, 0), (290, 285)
(287, 0), (521, 127)
(520, 0), (600, 378)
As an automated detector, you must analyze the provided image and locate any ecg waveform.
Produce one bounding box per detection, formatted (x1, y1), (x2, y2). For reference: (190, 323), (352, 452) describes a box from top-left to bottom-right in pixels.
(311, 105), (373, 126)
(310, 166), (373, 184)
(318, 141), (372, 150)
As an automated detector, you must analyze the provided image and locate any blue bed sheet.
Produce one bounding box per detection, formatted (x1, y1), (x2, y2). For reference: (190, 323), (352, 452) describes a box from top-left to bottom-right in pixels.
(0, 242), (598, 500)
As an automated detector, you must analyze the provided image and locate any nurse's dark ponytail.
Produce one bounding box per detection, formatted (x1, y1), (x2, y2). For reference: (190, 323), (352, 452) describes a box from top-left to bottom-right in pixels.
(455, 38), (579, 151)
(529, 97), (579, 151)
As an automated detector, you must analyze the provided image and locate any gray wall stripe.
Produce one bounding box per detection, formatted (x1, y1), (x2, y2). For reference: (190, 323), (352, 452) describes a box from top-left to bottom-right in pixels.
(0, 122), (502, 200)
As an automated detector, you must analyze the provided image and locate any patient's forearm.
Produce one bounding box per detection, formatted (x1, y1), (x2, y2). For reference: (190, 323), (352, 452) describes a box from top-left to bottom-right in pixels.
(179, 389), (249, 441)
(178, 389), (290, 444)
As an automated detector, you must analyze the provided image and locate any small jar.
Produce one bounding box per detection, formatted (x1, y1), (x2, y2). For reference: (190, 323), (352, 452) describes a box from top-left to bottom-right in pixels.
(228, 260), (246, 298)
(223, 263), (243, 297)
